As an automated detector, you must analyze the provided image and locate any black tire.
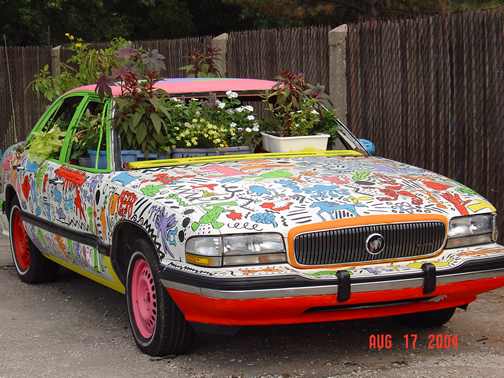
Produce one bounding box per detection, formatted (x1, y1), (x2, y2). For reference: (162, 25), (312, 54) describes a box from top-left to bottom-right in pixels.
(393, 307), (457, 328)
(126, 238), (195, 356)
(9, 197), (59, 284)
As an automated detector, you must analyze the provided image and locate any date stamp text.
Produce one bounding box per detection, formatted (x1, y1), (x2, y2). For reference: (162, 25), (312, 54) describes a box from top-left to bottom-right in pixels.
(369, 334), (459, 349)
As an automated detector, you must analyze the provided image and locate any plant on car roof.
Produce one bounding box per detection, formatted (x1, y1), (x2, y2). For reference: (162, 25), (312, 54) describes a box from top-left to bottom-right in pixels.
(261, 71), (338, 143)
(95, 45), (172, 159)
(179, 45), (224, 78)
(28, 34), (126, 102)
(164, 90), (261, 149)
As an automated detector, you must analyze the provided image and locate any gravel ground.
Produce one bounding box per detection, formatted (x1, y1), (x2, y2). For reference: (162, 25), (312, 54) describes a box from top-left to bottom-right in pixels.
(1, 232), (504, 377)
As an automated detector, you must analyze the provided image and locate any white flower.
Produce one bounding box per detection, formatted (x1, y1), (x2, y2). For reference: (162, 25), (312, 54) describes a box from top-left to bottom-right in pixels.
(247, 115), (255, 121)
(217, 101), (226, 109)
(236, 107), (244, 113)
(294, 123), (300, 128)
(230, 122), (237, 127)
(226, 90), (238, 99)
(252, 124), (259, 132)
(244, 105), (254, 112)
(237, 127), (243, 132)
(195, 111), (201, 115)
(311, 110), (318, 115)
(245, 127), (252, 132)
(184, 122), (190, 127)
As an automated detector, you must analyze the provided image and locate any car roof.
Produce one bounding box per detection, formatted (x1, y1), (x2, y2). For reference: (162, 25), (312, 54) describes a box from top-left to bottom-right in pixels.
(66, 77), (278, 99)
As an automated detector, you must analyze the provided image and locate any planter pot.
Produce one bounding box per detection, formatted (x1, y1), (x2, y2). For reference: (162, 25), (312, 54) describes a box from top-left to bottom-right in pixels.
(78, 157), (91, 167)
(260, 132), (330, 153)
(87, 149), (107, 169)
(121, 150), (169, 164)
(171, 146), (254, 159)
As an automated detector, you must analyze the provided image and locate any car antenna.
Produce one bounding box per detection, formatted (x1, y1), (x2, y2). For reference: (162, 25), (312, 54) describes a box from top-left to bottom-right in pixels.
(3, 34), (18, 143)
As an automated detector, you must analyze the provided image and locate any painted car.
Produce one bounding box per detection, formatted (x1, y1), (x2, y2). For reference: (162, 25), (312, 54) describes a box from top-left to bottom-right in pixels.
(1, 78), (504, 357)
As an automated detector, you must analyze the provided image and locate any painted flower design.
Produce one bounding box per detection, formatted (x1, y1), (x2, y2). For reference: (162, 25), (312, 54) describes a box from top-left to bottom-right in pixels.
(251, 213), (278, 228)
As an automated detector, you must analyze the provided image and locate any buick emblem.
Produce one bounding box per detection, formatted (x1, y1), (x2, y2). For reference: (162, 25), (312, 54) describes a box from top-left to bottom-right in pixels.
(366, 233), (385, 255)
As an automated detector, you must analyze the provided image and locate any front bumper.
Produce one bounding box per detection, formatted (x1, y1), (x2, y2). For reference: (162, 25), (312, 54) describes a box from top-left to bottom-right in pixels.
(160, 246), (504, 326)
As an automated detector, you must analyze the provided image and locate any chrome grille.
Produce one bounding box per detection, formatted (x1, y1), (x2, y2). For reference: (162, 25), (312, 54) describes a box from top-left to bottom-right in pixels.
(293, 221), (446, 266)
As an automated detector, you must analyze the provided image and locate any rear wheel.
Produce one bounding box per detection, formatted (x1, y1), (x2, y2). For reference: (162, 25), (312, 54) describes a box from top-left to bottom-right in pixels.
(9, 198), (58, 283)
(393, 307), (456, 328)
(126, 238), (195, 356)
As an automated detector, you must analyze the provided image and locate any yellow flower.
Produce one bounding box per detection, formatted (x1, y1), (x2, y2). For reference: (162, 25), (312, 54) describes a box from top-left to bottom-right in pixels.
(75, 43), (81, 47)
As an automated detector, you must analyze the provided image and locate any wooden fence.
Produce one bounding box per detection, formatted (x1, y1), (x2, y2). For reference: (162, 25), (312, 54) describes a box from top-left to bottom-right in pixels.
(347, 9), (504, 242)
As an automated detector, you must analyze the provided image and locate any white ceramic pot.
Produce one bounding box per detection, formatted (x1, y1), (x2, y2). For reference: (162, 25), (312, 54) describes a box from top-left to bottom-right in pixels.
(260, 132), (330, 153)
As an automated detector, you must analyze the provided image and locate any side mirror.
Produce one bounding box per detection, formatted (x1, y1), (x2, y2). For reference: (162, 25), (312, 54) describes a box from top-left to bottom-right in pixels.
(358, 139), (375, 155)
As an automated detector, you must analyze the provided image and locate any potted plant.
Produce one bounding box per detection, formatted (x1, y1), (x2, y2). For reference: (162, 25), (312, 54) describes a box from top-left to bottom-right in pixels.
(25, 126), (66, 163)
(260, 71), (338, 153)
(163, 90), (262, 158)
(178, 45), (224, 78)
(95, 44), (171, 161)
(71, 109), (108, 167)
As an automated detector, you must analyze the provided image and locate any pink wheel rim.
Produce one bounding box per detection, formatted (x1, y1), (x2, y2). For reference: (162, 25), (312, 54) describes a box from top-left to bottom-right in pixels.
(12, 210), (30, 270)
(131, 258), (157, 338)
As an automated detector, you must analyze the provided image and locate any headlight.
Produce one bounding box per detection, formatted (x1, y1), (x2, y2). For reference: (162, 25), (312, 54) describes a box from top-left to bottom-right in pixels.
(446, 214), (496, 248)
(185, 233), (286, 267)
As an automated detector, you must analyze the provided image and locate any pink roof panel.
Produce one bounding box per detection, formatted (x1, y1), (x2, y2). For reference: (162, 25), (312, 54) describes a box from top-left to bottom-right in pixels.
(66, 78), (277, 97)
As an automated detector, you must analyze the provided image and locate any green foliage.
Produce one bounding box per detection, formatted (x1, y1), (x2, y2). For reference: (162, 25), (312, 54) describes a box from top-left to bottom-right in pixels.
(223, 0), (504, 23)
(25, 126), (66, 163)
(4, 0), (504, 47)
(165, 91), (262, 149)
(179, 46), (224, 78)
(1, 0), (195, 47)
(71, 110), (107, 160)
(99, 45), (171, 159)
(28, 34), (127, 102)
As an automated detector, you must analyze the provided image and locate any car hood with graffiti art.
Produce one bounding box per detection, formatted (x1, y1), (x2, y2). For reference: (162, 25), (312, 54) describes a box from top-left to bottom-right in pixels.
(115, 154), (494, 261)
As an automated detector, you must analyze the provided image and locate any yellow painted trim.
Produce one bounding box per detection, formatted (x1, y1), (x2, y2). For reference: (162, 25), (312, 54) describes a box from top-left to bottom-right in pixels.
(288, 214), (448, 269)
(128, 150), (363, 169)
(45, 254), (125, 294)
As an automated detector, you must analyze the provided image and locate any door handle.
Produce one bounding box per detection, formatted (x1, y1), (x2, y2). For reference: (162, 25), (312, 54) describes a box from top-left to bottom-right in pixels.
(48, 178), (64, 185)
(13, 165), (25, 171)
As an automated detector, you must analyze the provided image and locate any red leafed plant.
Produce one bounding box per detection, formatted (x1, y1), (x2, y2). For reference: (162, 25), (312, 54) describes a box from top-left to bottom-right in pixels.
(179, 45), (224, 78)
(95, 44), (171, 158)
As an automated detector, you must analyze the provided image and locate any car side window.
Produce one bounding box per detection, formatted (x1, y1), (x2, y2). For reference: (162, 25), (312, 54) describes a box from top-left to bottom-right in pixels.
(57, 96), (112, 170)
(42, 97), (83, 134)
(67, 101), (107, 167)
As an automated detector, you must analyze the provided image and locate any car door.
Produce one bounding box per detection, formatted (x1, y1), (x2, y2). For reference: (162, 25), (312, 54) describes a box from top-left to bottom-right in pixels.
(19, 92), (122, 289)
